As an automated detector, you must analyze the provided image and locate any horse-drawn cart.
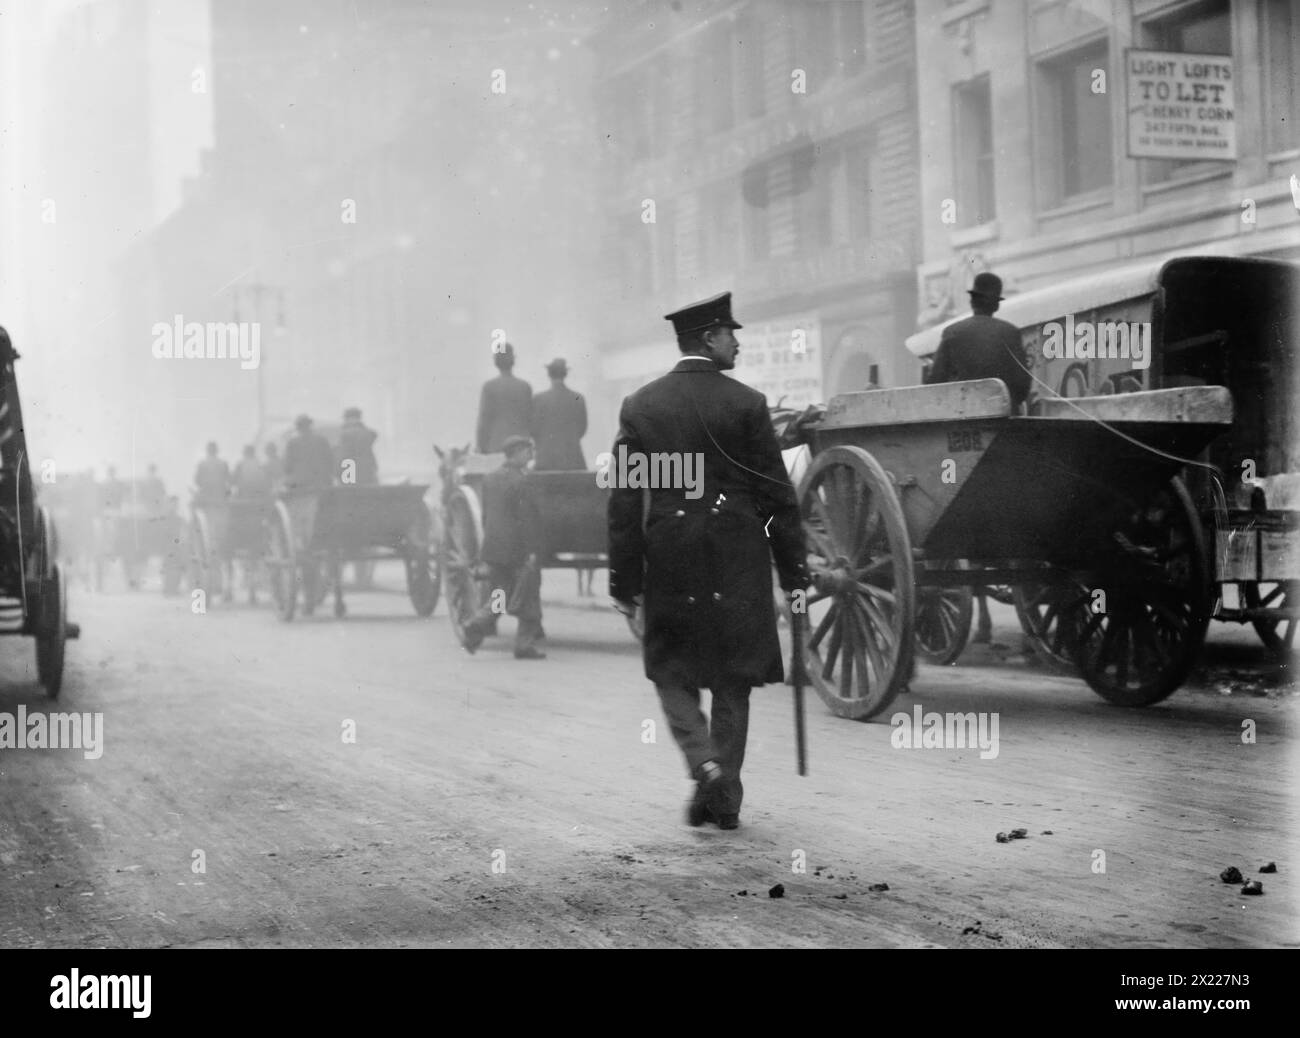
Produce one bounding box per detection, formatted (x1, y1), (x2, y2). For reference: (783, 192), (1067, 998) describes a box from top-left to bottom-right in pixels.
(265, 484), (438, 621)
(0, 328), (78, 696)
(795, 379), (1232, 719)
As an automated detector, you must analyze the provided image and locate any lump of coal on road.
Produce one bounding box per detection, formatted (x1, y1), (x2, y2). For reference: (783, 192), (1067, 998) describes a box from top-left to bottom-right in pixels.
(868, 883), (889, 892)
(996, 832), (1011, 843)
(1241, 881), (1263, 896)
(1260, 862), (1277, 873)
(1009, 828), (1028, 840)
(833, 894), (848, 900)
(736, 890), (748, 897)
(1219, 866), (1243, 884)
(769, 884), (785, 899)
(1041, 830), (1054, 835)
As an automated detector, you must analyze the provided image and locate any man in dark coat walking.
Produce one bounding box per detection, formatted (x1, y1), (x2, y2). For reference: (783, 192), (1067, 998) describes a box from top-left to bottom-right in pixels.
(476, 342), (533, 454)
(461, 435), (546, 659)
(531, 358), (587, 470)
(608, 292), (809, 830)
(924, 271), (1030, 412)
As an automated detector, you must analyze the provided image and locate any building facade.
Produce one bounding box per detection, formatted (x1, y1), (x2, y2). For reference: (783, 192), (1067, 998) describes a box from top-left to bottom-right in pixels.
(912, 0), (1299, 339)
(588, 0), (920, 444)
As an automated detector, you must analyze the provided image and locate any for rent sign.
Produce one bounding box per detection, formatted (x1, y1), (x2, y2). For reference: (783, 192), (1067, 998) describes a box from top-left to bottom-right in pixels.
(730, 314), (824, 409)
(1126, 49), (1236, 161)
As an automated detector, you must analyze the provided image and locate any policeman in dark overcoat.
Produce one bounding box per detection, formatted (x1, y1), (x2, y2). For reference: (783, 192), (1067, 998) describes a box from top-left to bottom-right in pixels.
(608, 292), (808, 830)
(531, 358), (587, 470)
(475, 342), (533, 454)
(461, 435), (546, 659)
(924, 271), (1030, 412)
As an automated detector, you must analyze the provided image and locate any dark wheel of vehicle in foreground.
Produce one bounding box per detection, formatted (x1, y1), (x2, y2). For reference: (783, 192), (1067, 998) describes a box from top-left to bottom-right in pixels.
(1075, 477), (1211, 707)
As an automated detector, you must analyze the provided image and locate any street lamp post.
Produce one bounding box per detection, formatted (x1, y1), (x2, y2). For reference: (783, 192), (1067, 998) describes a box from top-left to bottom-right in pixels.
(232, 281), (285, 443)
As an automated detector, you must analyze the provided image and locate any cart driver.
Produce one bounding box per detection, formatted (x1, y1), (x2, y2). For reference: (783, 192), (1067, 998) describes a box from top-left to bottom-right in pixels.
(282, 414), (335, 559)
(923, 272), (1031, 414)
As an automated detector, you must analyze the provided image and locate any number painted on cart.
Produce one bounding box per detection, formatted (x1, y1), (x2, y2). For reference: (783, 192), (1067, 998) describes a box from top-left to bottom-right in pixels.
(947, 430), (984, 452)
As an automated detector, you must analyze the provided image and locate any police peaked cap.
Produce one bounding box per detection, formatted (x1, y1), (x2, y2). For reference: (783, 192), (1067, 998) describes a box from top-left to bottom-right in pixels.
(664, 292), (743, 336)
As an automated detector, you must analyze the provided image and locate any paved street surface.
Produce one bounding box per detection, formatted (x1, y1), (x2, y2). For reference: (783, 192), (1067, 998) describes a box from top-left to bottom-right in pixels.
(1, 566), (1295, 948)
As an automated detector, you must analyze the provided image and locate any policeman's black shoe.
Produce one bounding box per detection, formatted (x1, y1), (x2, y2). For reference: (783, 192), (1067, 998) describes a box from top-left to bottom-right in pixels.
(514, 647), (546, 660)
(716, 813), (740, 831)
(686, 760), (724, 826)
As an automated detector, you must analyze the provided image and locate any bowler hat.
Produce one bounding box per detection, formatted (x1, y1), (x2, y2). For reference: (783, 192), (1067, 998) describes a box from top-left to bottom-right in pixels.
(665, 292), (743, 336)
(501, 435), (533, 456)
(545, 357), (568, 377)
(969, 272), (1004, 301)
(343, 406), (361, 420)
(295, 414), (313, 430)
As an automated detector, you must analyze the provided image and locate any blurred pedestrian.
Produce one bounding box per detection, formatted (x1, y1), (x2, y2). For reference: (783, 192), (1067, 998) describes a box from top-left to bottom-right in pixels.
(476, 342), (532, 454)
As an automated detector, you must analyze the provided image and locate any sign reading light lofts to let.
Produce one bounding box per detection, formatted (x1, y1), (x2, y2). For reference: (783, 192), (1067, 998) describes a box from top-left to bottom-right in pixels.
(1126, 49), (1236, 161)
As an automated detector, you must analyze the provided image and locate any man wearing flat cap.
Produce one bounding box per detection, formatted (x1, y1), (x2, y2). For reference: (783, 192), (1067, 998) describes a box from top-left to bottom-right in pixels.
(607, 291), (810, 830)
(461, 434), (546, 659)
(282, 414), (336, 613)
(531, 358), (587, 471)
(476, 342), (533, 455)
(924, 271), (1030, 413)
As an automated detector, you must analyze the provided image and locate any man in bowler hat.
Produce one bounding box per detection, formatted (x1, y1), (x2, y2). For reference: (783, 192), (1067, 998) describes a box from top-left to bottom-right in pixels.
(608, 292), (809, 830)
(531, 358), (587, 470)
(476, 342), (533, 454)
(924, 271), (1030, 413)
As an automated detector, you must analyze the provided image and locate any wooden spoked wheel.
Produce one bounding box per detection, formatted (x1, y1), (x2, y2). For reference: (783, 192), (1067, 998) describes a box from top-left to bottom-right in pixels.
(189, 510), (222, 598)
(444, 491), (490, 645)
(1013, 581), (1086, 674)
(914, 585), (973, 665)
(35, 564), (67, 698)
(267, 503), (298, 622)
(798, 445), (914, 720)
(1240, 580), (1298, 658)
(1075, 477), (1211, 706)
(405, 505), (440, 617)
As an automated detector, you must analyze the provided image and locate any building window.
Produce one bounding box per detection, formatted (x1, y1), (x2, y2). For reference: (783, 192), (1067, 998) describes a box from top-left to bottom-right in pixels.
(699, 181), (740, 274)
(1037, 40), (1113, 207)
(1263, 0), (1300, 153)
(793, 144), (832, 252)
(833, 2), (867, 77)
(953, 76), (995, 227)
(1140, 0), (1232, 183)
(741, 163), (770, 262)
(737, 9), (766, 121)
(842, 137), (871, 241)
(696, 20), (735, 137)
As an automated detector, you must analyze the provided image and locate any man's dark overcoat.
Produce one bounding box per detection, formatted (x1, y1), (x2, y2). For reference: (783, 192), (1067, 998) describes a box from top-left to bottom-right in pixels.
(336, 420), (379, 484)
(476, 373), (533, 454)
(481, 464), (543, 567)
(925, 314), (1031, 411)
(608, 359), (807, 688)
(531, 385), (587, 470)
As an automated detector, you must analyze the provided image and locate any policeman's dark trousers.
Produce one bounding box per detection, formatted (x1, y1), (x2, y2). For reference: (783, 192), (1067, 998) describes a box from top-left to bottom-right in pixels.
(654, 682), (752, 815)
(468, 563), (543, 653)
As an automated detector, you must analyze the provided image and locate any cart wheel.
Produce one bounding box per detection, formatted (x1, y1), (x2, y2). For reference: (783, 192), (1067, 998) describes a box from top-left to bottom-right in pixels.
(1240, 580), (1298, 658)
(190, 510), (224, 599)
(444, 490), (489, 644)
(36, 564), (67, 698)
(267, 503), (297, 622)
(1013, 581), (1085, 674)
(798, 445), (915, 720)
(914, 585), (972, 665)
(405, 507), (440, 616)
(1075, 477), (1211, 706)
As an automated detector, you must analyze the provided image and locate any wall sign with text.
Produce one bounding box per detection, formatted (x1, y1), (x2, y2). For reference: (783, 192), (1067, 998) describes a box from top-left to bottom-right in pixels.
(1125, 49), (1236, 161)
